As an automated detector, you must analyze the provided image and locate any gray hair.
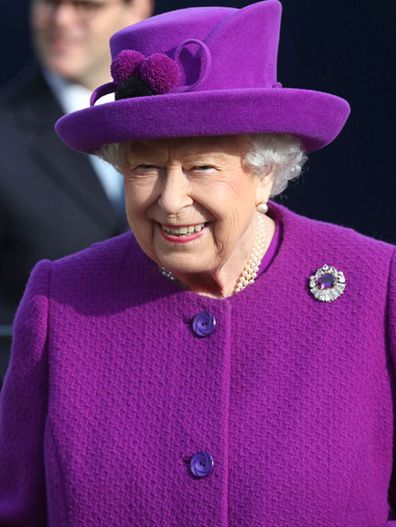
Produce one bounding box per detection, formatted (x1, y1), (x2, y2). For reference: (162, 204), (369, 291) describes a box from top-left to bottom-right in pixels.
(98, 133), (307, 197)
(243, 134), (307, 197)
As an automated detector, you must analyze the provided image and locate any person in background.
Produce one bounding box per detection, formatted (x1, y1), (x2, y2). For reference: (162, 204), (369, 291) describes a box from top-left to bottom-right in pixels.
(0, 0), (153, 382)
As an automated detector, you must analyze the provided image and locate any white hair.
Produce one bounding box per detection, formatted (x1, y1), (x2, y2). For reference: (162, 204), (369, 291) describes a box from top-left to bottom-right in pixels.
(98, 133), (307, 197)
(97, 142), (131, 172)
(243, 133), (308, 197)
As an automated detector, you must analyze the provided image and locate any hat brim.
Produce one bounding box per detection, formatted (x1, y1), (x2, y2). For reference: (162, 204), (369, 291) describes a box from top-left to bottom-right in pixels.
(56, 88), (350, 154)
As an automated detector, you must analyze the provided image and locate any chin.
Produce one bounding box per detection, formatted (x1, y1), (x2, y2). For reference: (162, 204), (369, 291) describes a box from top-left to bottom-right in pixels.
(159, 256), (216, 276)
(44, 49), (83, 78)
(51, 60), (81, 80)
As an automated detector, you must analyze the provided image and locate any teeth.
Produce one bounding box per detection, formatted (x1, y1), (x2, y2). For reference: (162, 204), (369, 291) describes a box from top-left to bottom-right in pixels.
(162, 223), (206, 235)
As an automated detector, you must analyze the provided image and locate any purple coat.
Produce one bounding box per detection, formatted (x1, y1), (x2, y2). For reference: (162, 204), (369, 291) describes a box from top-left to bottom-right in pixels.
(1, 202), (396, 526)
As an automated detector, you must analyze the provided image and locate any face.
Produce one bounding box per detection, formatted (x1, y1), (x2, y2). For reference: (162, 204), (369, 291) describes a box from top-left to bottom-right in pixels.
(121, 136), (273, 278)
(31, 0), (152, 89)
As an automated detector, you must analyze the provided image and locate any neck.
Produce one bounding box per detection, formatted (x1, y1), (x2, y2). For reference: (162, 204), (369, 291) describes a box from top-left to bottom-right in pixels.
(170, 214), (276, 298)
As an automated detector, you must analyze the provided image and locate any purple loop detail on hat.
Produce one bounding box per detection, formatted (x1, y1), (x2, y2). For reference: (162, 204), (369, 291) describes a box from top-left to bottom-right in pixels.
(173, 39), (212, 93)
(90, 82), (116, 107)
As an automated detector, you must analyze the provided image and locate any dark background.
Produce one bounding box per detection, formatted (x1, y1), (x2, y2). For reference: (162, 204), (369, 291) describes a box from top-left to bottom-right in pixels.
(2, 0), (395, 243)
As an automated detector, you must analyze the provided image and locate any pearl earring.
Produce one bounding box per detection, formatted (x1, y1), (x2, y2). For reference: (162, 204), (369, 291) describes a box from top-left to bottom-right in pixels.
(257, 202), (268, 214)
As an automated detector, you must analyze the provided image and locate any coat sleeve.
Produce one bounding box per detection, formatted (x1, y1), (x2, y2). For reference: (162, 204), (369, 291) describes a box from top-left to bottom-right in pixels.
(387, 248), (396, 525)
(0, 260), (50, 526)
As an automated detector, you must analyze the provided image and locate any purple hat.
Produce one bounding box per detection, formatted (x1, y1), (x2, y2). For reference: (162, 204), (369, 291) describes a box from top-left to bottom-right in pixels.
(56, 0), (350, 154)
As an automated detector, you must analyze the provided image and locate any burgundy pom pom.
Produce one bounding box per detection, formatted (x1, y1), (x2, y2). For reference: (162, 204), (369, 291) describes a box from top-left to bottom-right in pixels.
(111, 50), (145, 86)
(140, 53), (181, 95)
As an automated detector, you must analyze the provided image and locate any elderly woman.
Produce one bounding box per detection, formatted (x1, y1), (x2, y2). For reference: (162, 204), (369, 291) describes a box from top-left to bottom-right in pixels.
(0, 1), (395, 526)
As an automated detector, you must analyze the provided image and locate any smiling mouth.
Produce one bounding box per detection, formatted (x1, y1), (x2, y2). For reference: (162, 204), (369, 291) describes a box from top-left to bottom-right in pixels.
(159, 222), (209, 237)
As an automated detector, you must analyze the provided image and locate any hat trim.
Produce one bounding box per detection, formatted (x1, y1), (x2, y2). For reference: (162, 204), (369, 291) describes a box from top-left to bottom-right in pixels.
(57, 88), (350, 154)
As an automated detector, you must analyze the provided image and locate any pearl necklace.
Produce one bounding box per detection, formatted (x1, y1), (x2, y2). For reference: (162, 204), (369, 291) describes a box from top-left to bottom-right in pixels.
(160, 212), (267, 293)
(234, 212), (266, 293)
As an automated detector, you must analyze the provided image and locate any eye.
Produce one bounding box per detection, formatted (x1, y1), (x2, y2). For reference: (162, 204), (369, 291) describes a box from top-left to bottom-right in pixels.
(75, 1), (105, 10)
(192, 165), (215, 172)
(132, 164), (160, 171)
(129, 164), (162, 177)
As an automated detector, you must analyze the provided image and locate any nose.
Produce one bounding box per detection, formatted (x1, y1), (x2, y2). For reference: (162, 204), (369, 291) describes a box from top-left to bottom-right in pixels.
(157, 168), (193, 214)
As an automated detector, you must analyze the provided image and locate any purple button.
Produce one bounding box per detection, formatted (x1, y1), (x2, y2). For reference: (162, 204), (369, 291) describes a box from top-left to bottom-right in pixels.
(192, 311), (216, 337)
(189, 451), (214, 478)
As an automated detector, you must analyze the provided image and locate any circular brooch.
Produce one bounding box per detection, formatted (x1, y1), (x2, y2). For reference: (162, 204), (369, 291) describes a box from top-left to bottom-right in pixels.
(309, 264), (346, 302)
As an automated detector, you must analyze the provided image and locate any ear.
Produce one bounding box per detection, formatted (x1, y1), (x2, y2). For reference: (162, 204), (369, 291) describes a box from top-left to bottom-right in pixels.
(255, 165), (275, 205)
(124, 0), (154, 23)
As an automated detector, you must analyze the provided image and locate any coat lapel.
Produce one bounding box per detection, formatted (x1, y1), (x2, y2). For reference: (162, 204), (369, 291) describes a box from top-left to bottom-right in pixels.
(14, 67), (122, 233)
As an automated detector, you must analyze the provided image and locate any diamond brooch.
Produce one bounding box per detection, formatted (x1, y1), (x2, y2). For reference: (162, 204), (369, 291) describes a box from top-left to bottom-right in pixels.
(309, 264), (346, 302)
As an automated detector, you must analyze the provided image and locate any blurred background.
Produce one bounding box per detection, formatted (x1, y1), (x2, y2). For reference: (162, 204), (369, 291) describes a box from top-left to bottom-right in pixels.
(1, 0), (395, 382)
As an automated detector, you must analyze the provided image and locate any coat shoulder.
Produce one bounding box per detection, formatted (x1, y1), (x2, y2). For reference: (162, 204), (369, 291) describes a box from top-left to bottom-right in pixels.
(46, 232), (160, 312)
(51, 231), (142, 276)
(274, 202), (396, 266)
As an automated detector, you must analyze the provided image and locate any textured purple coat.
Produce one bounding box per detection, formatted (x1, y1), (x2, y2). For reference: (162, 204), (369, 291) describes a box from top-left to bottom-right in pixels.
(1, 202), (396, 526)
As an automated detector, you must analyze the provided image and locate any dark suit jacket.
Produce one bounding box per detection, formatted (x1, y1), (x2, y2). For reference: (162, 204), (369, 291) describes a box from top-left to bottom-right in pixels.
(0, 65), (127, 375)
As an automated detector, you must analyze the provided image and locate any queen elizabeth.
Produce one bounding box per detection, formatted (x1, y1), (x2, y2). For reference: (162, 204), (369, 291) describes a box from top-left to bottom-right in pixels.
(0, 1), (395, 526)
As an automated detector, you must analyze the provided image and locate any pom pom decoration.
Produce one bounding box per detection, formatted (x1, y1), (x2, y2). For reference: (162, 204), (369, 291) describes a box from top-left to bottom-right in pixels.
(140, 54), (181, 95)
(111, 50), (181, 100)
(111, 50), (145, 86)
(115, 77), (154, 100)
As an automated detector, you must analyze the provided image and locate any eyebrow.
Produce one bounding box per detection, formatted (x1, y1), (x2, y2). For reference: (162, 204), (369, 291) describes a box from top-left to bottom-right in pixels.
(128, 144), (228, 157)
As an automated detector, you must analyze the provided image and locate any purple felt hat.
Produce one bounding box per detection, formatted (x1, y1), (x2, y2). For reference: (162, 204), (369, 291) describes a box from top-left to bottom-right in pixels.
(56, 0), (350, 154)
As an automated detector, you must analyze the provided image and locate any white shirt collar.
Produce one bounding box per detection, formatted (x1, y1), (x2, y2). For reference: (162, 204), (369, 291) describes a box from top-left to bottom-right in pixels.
(44, 70), (115, 114)
(43, 70), (123, 207)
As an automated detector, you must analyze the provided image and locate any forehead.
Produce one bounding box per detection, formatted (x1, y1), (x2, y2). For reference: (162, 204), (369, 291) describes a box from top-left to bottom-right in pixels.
(126, 135), (248, 159)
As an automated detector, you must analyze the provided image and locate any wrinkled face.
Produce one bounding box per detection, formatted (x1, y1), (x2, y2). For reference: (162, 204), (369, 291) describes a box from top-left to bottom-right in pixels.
(122, 136), (271, 276)
(31, 0), (149, 87)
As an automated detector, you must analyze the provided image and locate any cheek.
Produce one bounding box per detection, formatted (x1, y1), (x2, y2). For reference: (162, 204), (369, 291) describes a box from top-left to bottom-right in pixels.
(94, 14), (127, 40)
(125, 205), (155, 259)
(125, 197), (147, 228)
(213, 210), (244, 249)
(31, 12), (49, 33)
(88, 29), (110, 50)
(207, 177), (256, 225)
(124, 183), (156, 233)
(124, 178), (154, 209)
(211, 189), (257, 253)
